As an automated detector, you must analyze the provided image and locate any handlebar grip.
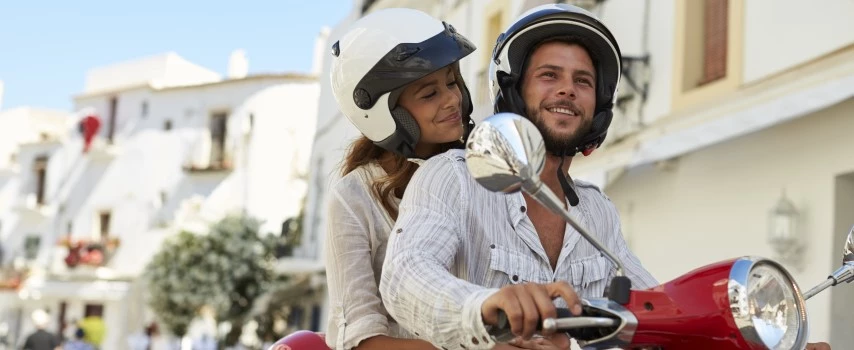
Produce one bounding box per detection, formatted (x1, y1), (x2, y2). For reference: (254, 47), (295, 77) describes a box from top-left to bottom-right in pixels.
(494, 308), (574, 332)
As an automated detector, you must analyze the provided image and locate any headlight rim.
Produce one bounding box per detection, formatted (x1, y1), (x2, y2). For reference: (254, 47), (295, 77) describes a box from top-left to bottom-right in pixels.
(727, 256), (809, 349)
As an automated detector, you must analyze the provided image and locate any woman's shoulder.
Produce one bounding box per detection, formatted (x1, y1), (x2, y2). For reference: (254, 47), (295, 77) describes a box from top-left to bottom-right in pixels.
(334, 162), (384, 189)
(330, 163), (388, 205)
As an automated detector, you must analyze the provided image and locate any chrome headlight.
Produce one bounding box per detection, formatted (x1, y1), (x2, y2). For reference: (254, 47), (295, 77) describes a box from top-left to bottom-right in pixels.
(728, 257), (808, 350)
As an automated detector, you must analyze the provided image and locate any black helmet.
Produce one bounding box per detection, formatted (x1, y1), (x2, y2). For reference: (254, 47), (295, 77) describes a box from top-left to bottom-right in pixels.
(488, 4), (621, 156)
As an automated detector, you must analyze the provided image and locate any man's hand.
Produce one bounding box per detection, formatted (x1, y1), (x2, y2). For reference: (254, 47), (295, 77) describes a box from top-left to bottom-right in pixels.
(806, 342), (830, 350)
(481, 282), (582, 340)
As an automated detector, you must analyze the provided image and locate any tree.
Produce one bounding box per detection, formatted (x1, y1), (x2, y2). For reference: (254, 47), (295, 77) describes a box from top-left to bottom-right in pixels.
(144, 231), (209, 338)
(144, 214), (283, 345)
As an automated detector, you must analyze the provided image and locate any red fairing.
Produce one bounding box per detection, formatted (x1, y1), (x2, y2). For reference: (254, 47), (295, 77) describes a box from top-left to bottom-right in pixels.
(625, 259), (763, 350)
(268, 331), (330, 350)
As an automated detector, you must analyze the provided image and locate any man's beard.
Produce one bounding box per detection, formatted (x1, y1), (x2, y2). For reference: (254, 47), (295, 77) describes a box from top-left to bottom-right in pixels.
(526, 103), (593, 156)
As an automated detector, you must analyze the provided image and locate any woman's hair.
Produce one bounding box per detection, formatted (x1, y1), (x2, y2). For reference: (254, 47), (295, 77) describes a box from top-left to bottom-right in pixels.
(342, 63), (469, 220)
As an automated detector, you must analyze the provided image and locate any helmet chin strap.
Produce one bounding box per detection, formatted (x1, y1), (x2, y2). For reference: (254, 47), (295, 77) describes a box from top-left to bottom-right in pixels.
(556, 152), (580, 207)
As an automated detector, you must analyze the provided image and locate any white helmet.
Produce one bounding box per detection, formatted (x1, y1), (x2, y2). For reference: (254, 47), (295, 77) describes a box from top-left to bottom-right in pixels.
(489, 4), (622, 156)
(330, 8), (476, 157)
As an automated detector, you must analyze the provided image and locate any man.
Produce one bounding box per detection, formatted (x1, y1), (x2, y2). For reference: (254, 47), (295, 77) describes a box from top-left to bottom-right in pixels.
(380, 4), (833, 350)
(22, 310), (61, 350)
(379, 4), (656, 350)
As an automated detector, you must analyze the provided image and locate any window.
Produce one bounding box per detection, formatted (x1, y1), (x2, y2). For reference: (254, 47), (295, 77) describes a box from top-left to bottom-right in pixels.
(99, 211), (111, 240)
(58, 302), (68, 337)
(141, 101), (149, 118)
(23, 235), (40, 260)
(163, 119), (173, 131)
(672, 0), (741, 110)
(84, 304), (104, 318)
(209, 112), (228, 168)
(683, 0), (729, 90)
(107, 96), (118, 144)
(702, 0), (729, 84)
(33, 155), (48, 205)
(289, 305), (304, 329)
(310, 304), (322, 332)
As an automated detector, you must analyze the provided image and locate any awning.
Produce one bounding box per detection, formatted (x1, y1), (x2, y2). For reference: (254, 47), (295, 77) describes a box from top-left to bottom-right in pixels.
(18, 277), (130, 301)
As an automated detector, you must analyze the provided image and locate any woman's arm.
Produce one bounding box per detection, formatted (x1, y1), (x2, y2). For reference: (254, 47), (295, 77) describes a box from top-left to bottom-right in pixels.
(326, 183), (418, 349)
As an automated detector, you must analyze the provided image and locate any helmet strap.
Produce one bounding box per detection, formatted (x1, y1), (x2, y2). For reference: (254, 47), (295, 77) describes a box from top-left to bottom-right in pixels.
(556, 155), (580, 207)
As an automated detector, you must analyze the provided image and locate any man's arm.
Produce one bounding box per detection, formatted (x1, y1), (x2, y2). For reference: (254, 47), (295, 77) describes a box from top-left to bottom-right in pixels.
(380, 155), (501, 349)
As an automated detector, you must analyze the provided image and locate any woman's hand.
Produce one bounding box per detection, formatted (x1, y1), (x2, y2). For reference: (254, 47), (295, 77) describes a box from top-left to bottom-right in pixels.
(806, 342), (830, 350)
(503, 333), (572, 350)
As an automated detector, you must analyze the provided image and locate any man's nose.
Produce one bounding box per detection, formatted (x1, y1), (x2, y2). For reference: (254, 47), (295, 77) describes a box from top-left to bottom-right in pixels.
(556, 82), (576, 99)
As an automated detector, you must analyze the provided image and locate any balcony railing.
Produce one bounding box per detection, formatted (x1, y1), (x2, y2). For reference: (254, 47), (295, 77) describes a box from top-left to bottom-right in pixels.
(0, 267), (25, 290)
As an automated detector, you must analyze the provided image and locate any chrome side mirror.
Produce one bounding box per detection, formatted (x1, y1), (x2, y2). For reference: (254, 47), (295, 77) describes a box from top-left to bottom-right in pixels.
(844, 225), (853, 263)
(464, 112), (546, 194)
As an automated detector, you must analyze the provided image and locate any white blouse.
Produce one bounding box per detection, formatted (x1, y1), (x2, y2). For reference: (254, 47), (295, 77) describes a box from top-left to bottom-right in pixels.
(324, 162), (415, 349)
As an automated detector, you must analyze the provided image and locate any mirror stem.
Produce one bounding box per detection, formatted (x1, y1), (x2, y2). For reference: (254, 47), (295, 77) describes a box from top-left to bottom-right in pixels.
(803, 278), (834, 300)
(803, 262), (854, 300)
(523, 178), (625, 277)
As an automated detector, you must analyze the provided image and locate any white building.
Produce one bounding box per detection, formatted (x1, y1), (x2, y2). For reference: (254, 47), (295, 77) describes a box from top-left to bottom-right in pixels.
(571, 0), (854, 346)
(305, 0), (854, 346)
(1, 50), (320, 349)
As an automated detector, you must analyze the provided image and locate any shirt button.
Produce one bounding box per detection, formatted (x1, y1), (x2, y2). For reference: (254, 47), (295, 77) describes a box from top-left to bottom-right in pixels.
(396, 228), (403, 234)
(520, 206), (526, 213)
(512, 275), (519, 282)
(489, 244), (495, 249)
(471, 337), (479, 345)
(482, 336), (489, 343)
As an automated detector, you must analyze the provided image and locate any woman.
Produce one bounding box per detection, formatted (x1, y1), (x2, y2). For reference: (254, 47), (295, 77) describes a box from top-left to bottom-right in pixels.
(325, 7), (476, 350)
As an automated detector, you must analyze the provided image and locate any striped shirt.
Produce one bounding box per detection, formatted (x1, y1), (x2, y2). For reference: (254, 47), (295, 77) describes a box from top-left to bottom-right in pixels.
(380, 149), (658, 350)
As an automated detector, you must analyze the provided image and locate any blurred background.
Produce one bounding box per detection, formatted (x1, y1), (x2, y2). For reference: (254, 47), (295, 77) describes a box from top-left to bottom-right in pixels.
(0, 0), (852, 348)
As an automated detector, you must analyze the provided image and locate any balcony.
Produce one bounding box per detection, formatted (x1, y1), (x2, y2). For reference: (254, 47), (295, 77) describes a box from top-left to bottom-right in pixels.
(183, 133), (234, 174)
(182, 159), (234, 174)
(86, 138), (122, 161)
(13, 193), (56, 219)
(0, 266), (26, 290)
(56, 236), (121, 269)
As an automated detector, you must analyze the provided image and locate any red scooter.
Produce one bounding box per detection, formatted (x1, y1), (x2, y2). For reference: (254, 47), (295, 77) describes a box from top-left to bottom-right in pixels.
(272, 113), (853, 349)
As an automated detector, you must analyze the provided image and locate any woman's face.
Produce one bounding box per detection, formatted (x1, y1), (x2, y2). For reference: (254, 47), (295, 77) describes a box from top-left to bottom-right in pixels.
(396, 66), (465, 157)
